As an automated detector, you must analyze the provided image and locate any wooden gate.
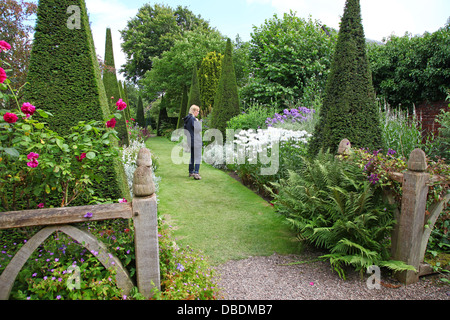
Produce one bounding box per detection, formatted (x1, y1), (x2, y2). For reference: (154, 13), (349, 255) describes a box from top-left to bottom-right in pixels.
(338, 139), (450, 284)
(0, 148), (160, 299)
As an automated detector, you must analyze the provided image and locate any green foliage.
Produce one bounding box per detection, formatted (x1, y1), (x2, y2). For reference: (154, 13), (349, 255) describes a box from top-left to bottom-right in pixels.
(309, 0), (382, 156)
(156, 95), (174, 137)
(176, 86), (188, 129)
(368, 24), (450, 109)
(379, 105), (423, 159)
(210, 39), (240, 135)
(141, 26), (225, 114)
(198, 51), (223, 115)
(136, 95), (145, 128)
(269, 150), (414, 278)
(242, 11), (336, 107)
(188, 65), (201, 109)
(226, 103), (274, 131)
(427, 98), (450, 163)
(104, 29), (129, 146)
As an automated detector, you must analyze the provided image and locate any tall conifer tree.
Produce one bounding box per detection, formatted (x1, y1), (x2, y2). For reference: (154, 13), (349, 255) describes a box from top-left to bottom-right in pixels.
(198, 51), (223, 117)
(24, 0), (129, 201)
(177, 86), (189, 129)
(308, 0), (381, 155)
(187, 66), (201, 110)
(210, 39), (240, 135)
(104, 28), (129, 145)
(136, 95), (146, 128)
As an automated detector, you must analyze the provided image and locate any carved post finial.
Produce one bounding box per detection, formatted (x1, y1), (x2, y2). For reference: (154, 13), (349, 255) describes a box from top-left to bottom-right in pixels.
(338, 139), (351, 155)
(407, 148), (427, 172)
(133, 148), (155, 197)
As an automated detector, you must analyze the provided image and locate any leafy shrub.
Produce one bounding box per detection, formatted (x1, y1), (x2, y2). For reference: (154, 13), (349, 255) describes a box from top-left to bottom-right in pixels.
(226, 103), (274, 131)
(379, 104), (423, 159)
(268, 150), (415, 279)
(427, 101), (450, 163)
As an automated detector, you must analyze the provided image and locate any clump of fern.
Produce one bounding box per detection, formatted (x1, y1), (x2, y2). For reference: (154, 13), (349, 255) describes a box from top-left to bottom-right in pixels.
(268, 150), (415, 279)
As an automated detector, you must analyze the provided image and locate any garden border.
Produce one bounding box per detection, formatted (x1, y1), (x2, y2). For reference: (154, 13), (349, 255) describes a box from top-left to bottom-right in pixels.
(0, 148), (160, 300)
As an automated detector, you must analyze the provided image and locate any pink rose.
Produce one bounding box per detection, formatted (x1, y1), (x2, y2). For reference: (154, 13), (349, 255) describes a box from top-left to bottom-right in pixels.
(116, 99), (127, 111)
(3, 113), (18, 124)
(27, 152), (40, 160)
(21, 102), (36, 116)
(0, 67), (7, 84)
(0, 41), (11, 51)
(27, 159), (39, 168)
(106, 117), (116, 128)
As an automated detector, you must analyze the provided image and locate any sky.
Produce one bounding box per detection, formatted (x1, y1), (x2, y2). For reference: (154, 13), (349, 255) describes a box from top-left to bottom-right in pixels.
(81, 0), (450, 80)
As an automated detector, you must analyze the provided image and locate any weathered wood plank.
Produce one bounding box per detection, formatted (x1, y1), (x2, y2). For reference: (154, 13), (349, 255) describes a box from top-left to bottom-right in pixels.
(0, 203), (133, 230)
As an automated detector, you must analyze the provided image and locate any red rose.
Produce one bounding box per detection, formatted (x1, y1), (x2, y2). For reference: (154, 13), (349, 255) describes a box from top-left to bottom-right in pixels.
(0, 67), (7, 84)
(21, 102), (36, 116)
(3, 113), (18, 124)
(76, 153), (87, 162)
(116, 99), (127, 111)
(106, 117), (116, 128)
(0, 40), (11, 51)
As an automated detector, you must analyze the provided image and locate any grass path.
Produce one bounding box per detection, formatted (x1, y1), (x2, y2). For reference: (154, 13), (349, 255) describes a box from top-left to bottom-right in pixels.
(146, 137), (299, 264)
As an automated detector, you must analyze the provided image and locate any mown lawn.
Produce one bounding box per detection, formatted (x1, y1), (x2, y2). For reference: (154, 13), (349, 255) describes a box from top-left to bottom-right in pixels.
(146, 137), (299, 264)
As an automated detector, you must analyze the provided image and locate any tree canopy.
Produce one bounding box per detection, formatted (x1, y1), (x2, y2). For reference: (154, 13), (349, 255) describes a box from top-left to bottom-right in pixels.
(368, 23), (450, 109)
(241, 11), (337, 107)
(120, 3), (211, 83)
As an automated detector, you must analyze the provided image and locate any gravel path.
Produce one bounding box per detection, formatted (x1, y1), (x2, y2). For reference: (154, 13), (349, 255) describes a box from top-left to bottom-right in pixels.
(215, 251), (450, 300)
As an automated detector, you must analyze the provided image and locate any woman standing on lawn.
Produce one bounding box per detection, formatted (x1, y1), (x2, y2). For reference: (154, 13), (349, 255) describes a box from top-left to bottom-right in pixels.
(183, 105), (202, 180)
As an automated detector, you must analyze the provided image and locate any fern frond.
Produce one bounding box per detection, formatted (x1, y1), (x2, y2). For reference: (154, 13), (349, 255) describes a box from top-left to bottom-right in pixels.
(378, 260), (417, 272)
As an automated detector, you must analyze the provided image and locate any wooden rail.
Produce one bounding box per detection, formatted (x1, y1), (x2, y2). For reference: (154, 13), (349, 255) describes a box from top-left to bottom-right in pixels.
(0, 148), (160, 300)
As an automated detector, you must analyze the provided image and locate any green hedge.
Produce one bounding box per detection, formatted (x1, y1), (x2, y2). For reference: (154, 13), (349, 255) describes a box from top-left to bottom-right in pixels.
(24, 0), (129, 202)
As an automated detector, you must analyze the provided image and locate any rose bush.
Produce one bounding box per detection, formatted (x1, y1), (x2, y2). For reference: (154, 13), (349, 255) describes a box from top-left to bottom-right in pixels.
(1, 43), (129, 210)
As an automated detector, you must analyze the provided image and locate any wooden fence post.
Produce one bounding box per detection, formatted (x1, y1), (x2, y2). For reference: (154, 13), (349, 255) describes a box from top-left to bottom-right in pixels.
(132, 148), (160, 298)
(392, 148), (429, 285)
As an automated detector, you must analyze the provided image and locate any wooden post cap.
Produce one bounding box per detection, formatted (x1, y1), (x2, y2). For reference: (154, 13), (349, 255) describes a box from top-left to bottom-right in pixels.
(133, 148), (155, 197)
(407, 148), (427, 172)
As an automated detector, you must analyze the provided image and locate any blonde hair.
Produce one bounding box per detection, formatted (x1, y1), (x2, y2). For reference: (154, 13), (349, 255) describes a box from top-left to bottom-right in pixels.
(189, 105), (200, 114)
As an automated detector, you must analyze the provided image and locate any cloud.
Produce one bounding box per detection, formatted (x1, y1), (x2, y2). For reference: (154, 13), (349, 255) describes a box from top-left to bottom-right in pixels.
(85, 0), (138, 79)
